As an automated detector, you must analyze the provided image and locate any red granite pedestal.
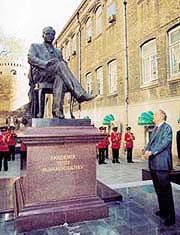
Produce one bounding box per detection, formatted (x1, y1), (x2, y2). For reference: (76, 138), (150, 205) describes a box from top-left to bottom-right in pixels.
(14, 122), (108, 233)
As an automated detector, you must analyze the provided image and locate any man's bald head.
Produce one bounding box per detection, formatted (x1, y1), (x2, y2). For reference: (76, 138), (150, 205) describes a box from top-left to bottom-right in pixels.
(153, 109), (167, 125)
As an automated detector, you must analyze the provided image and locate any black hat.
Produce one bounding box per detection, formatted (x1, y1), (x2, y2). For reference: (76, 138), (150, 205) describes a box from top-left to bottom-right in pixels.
(126, 126), (131, 131)
(99, 126), (104, 130)
(112, 127), (118, 131)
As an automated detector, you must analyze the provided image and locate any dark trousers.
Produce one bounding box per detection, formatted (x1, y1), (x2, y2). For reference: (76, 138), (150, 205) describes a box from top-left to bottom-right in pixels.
(150, 170), (175, 220)
(104, 147), (109, 159)
(177, 131), (180, 159)
(98, 149), (105, 164)
(20, 151), (27, 170)
(112, 149), (119, 163)
(0, 152), (8, 171)
(9, 145), (16, 161)
(127, 148), (133, 162)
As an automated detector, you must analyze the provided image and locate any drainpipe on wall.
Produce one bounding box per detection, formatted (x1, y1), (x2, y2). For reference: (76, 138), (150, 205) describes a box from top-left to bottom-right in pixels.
(123, 0), (129, 127)
(77, 12), (82, 116)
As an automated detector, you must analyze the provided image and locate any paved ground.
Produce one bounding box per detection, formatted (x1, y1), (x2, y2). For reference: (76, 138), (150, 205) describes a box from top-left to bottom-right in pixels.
(0, 155), (180, 234)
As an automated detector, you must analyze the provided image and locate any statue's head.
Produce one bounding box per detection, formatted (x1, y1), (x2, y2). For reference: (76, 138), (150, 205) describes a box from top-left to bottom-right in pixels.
(42, 26), (56, 44)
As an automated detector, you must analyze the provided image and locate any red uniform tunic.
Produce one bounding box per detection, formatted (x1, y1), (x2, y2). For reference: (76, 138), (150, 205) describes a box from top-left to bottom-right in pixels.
(124, 132), (135, 148)
(111, 131), (121, 149)
(20, 142), (27, 152)
(97, 138), (106, 149)
(7, 132), (17, 146)
(0, 133), (9, 152)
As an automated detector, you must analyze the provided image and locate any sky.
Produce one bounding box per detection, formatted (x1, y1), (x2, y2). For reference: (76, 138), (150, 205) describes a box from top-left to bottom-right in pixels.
(0, 0), (82, 47)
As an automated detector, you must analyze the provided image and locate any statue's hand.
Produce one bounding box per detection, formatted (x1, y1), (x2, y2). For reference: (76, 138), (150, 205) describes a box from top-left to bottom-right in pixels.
(46, 58), (59, 66)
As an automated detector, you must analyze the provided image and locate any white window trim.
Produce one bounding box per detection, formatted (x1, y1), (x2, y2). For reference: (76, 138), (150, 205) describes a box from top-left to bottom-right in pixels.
(71, 35), (76, 55)
(86, 18), (93, 43)
(96, 67), (103, 96)
(108, 60), (117, 94)
(95, 6), (103, 36)
(168, 25), (180, 79)
(85, 73), (93, 94)
(107, 0), (116, 24)
(141, 39), (158, 85)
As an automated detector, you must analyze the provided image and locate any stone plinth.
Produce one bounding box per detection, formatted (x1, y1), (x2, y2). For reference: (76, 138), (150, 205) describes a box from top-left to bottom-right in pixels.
(14, 122), (108, 233)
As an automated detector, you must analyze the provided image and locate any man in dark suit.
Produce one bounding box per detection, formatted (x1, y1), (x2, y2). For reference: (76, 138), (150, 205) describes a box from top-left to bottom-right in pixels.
(176, 130), (180, 159)
(28, 26), (94, 118)
(145, 109), (175, 227)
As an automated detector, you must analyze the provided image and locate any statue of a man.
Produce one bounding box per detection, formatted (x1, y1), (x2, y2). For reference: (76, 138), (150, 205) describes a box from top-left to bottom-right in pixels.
(27, 26), (95, 119)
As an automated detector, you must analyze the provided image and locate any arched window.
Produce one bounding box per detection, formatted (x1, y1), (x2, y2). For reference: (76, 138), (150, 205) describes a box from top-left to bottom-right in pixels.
(168, 25), (180, 78)
(86, 17), (93, 43)
(141, 39), (157, 84)
(85, 72), (92, 94)
(95, 6), (102, 36)
(108, 60), (117, 94)
(71, 34), (76, 55)
(107, 0), (116, 24)
(96, 67), (103, 95)
(65, 41), (71, 61)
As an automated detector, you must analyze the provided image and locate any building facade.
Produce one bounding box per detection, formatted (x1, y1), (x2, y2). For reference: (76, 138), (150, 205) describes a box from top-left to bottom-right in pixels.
(55, 0), (180, 162)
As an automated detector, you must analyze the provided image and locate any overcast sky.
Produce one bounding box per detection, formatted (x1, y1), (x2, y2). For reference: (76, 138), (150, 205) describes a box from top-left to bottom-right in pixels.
(0, 0), (82, 46)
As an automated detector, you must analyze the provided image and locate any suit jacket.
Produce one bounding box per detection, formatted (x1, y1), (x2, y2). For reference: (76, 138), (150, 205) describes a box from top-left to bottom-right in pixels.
(27, 42), (63, 84)
(177, 130), (180, 159)
(145, 122), (173, 171)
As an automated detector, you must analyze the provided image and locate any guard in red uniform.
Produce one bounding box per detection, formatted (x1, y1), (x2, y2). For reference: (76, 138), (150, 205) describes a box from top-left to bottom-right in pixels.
(96, 127), (107, 164)
(124, 126), (135, 163)
(103, 127), (110, 159)
(7, 128), (17, 161)
(0, 128), (9, 171)
(111, 127), (121, 163)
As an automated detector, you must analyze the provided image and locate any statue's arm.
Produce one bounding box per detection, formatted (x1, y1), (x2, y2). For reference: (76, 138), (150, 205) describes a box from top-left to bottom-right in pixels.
(27, 44), (47, 69)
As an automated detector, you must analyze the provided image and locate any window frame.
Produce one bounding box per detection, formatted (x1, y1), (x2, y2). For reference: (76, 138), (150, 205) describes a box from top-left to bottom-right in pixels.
(86, 17), (93, 43)
(168, 25), (180, 79)
(108, 59), (117, 94)
(141, 39), (158, 85)
(95, 6), (103, 36)
(96, 66), (103, 96)
(107, 0), (116, 24)
(85, 72), (93, 94)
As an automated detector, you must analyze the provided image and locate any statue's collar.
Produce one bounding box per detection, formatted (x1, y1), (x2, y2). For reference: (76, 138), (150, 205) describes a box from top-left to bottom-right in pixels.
(43, 42), (55, 54)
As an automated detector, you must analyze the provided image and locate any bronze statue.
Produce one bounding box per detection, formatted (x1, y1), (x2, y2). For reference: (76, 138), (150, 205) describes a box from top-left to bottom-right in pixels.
(27, 26), (95, 119)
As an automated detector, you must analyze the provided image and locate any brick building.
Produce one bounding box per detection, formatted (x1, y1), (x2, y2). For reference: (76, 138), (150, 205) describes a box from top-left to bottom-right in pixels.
(55, 0), (180, 161)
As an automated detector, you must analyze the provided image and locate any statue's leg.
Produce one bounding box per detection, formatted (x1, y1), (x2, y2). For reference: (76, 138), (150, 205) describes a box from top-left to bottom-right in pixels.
(58, 61), (95, 103)
(70, 95), (75, 119)
(37, 89), (45, 118)
(52, 75), (65, 119)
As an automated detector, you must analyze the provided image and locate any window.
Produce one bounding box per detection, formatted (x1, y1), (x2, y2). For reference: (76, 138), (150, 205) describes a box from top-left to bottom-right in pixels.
(95, 6), (102, 36)
(61, 47), (65, 58)
(141, 39), (157, 84)
(108, 60), (117, 94)
(65, 41), (71, 61)
(96, 67), (103, 95)
(85, 73), (92, 94)
(86, 18), (93, 43)
(71, 34), (76, 55)
(168, 25), (180, 77)
(107, 0), (116, 24)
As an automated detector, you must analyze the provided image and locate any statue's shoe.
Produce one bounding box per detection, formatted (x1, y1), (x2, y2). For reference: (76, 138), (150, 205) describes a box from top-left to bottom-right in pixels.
(52, 112), (65, 119)
(77, 93), (97, 103)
